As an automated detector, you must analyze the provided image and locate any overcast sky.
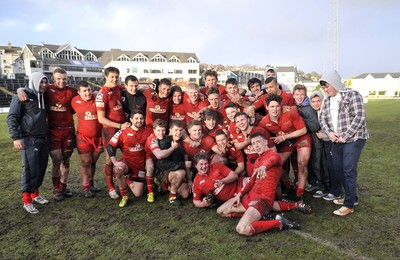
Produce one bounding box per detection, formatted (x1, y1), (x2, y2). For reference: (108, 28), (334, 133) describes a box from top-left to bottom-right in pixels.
(1, 0), (399, 78)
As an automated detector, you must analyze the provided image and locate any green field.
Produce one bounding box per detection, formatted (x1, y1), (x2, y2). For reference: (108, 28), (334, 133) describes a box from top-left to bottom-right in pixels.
(0, 99), (399, 259)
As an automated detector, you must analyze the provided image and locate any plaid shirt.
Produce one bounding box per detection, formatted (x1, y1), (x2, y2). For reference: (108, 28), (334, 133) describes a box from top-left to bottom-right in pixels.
(320, 88), (369, 142)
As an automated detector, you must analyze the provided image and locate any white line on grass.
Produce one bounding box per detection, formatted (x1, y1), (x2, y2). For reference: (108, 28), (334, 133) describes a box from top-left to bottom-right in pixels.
(290, 230), (372, 260)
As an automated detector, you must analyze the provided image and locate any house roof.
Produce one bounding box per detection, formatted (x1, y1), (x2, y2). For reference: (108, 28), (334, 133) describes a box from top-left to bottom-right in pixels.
(355, 73), (400, 79)
(0, 45), (22, 54)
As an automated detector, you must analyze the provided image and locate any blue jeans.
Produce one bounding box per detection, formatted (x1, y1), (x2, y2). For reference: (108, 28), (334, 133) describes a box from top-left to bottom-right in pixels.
(331, 139), (366, 208)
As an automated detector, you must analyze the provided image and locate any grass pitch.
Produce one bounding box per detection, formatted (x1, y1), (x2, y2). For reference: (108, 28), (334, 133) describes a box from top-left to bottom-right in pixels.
(0, 99), (399, 259)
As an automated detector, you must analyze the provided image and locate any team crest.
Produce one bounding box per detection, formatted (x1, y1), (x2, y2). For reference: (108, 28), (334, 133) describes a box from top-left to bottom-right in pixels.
(96, 93), (103, 101)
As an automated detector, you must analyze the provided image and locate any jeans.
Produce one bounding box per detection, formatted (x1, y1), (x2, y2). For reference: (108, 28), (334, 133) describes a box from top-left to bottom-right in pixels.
(331, 139), (366, 208)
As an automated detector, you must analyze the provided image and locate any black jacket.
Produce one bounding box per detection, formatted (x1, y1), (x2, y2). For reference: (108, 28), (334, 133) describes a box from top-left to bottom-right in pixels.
(6, 89), (48, 140)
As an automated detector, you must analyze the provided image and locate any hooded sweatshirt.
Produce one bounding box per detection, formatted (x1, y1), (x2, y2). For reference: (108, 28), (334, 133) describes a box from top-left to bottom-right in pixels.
(264, 67), (291, 92)
(319, 70), (369, 142)
(6, 72), (48, 140)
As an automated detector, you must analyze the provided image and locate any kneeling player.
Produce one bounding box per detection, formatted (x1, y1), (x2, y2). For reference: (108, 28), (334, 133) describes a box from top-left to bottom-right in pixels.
(107, 109), (152, 207)
(217, 133), (311, 236)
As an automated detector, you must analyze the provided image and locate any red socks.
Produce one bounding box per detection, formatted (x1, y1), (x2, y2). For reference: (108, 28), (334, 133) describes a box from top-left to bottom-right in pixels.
(276, 201), (297, 211)
(22, 192), (32, 205)
(146, 176), (154, 193)
(229, 212), (244, 218)
(296, 188), (304, 198)
(249, 220), (282, 234)
(120, 187), (128, 197)
(104, 164), (114, 190)
(31, 189), (39, 199)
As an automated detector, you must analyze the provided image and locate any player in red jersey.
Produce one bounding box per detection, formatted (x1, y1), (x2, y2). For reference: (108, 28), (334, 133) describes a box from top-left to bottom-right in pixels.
(259, 94), (312, 202)
(17, 68), (78, 201)
(169, 86), (186, 127)
(224, 102), (241, 139)
(96, 67), (131, 200)
(183, 83), (208, 124)
(204, 87), (228, 126)
(192, 153), (242, 208)
(232, 112), (275, 176)
(107, 109), (153, 208)
(71, 81), (103, 198)
(217, 133), (311, 236)
(200, 70), (226, 97)
(214, 130), (245, 176)
(142, 78), (172, 127)
(246, 77), (296, 124)
(220, 78), (250, 109)
(202, 109), (226, 139)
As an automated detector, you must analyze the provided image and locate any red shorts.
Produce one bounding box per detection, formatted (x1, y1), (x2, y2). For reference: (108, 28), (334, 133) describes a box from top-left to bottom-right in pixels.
(277, 134), (312, 153)
(121, 159), (146, 182)
(102, 127), (119, 145)
(48, 127), (76, 151)
(241, 190), (274, 215)
(76, 132), (103, 154)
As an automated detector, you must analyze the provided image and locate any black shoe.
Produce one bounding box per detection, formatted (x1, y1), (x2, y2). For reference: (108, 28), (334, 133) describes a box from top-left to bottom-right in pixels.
(169, 198), (183, 206)
(275, 214), (300, 230)
(261, 213), (274, 221)
(89, 185), (101, 193)
(53, 191), (64, 202)
(62, 188), (73, 197)
(296, 202), (312, 214)
(84, 190), (95, 198)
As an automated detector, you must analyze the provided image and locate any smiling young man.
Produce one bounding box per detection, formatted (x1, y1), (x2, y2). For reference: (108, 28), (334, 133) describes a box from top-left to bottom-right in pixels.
(319, 70), (369, 216)
(216, 133), (310, 236)
(7, 72), (50, 214)
(71, 81), (103, 198)
(96, 67), (131, 200)
(107, 109), (153, 208)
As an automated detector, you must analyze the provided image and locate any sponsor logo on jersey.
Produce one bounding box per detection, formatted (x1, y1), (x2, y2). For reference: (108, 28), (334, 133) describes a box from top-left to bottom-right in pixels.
(49, 102), (67, 112)
(244, 145), (256, 154)
(149, 105), (167, 114)
(265, 123), (272, 126)
(200, 180), (205, 185)
(84, 111), (98, 120)
(76, 100), (82, 104)
(128, 144), (144, 152)
(96, 93), (103, 101)
(113, 100), (123, 111)
(170, 113), (185, 120)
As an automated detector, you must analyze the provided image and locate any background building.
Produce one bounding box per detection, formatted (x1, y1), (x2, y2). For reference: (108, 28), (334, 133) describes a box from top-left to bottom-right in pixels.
(351, 73), (400, 97)
(0, 42), (22, 79)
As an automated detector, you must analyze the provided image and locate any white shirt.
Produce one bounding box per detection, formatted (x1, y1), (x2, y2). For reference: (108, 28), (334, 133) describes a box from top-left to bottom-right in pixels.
(330, 93), (341, 133)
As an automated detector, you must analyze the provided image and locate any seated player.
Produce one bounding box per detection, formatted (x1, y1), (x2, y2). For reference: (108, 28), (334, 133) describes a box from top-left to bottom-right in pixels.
(183, 120), (219, 182)
(213, 130), (245, 176)
(259, 94), (312, 202)
(232, 111), (275, 176)
(217, 133), (311, 236)
(192, 153), (241, 208)
(146, 119), (190, 205)
(107, 109), (153, 207)
(71, 81), (103, 198)
(153, 120), (191, 205)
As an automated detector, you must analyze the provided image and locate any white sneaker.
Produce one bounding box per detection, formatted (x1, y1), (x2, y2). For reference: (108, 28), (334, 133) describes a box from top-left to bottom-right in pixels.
(109, 189), (120, 199)
(33, 196), (50, 205)
(23, 203), (39, 214)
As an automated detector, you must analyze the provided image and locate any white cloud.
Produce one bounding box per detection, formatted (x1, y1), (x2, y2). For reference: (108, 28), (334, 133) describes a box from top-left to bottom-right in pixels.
(0, 18), (21, 27)
(35, 23), (51, 32)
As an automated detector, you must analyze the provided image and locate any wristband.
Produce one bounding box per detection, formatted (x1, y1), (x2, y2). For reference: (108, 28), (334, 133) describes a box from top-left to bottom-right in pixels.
(119, 124), (122, 129)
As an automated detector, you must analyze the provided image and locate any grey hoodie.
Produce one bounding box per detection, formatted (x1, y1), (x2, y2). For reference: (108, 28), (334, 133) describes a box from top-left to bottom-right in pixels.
(320, 70), (345, 92)
(28, 72), (47, 109)
(6, 73), (48, 140)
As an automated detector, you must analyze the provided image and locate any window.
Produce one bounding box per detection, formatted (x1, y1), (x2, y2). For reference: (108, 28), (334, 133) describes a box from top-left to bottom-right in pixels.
(189, 78), (197, 82)
(132, 53), (148, 62)
(127, 68), (130, 73)
(150, 53), (166, 62)
(57, 50), (84, 60)
(169, 56), (180, 63)
(168, 70), (174, 74)
(40, 48), (54, 59)
(174, 69), (182, 74)
(86, 67), (102, 72)
(85, 52), (97, 61)
(117, 55), (130, 61)
(61, 66), (83, 72)
(151, 69), (162, 74)
(188, 70), (197, 74)
(187, 57), (197, 63)
(143, 69), (149, 73)
(175, 78), (183, 82)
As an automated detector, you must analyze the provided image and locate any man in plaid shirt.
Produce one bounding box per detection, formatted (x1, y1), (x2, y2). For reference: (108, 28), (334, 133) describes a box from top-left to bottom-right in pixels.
(319, 70), (369, 216)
